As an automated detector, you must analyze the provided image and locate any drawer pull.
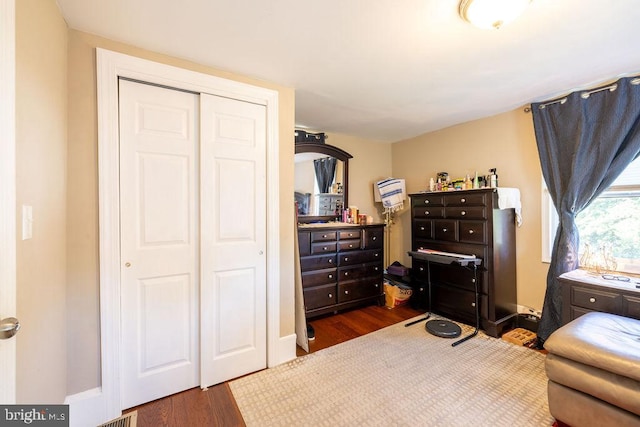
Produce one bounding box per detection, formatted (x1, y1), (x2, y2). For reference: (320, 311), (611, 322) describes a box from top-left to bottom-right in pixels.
(374, 267), (379, 271)
(420, 226), (425, 231)
(344, 272), (349, 276)
(469, 230), (474, 234)
(375, 284), (379, 288)
(471, 302), (476, 307)
(589, 297), (596, 303)
(328, 293), (332, 298)
(349, 244), (354, 248)
(461, 211), (466, 216)
(425, 211), (430, 215)
(344, 257), (349, 261)
(442, 228), (448, 232)
(345, 290), (349, 295)
(323, 246), (328, 251)
(419, 287), (424, 292)
(375, 253), (379, 257)
(424, 200), (430, 204)
(348, 233), (354, 237)
(372, 236), (377, 241)
(419, 267), (424, 272)
(328, 274), (333, 279)
(471, 278), (476, 283)
(328, 259), (333, 264)
(461, 198), (466, 203)
(323, 234), (328, 238)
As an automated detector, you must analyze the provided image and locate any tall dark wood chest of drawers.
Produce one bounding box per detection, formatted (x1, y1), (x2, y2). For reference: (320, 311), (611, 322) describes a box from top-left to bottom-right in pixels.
(297, 224), (385, 318)
(409, 189), (517, 337)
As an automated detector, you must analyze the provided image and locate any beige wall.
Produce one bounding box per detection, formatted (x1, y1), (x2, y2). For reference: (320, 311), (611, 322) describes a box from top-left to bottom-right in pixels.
(66, 30), (296, 394)
(16, 0), (68, 403)
(391, 109), (549, 311)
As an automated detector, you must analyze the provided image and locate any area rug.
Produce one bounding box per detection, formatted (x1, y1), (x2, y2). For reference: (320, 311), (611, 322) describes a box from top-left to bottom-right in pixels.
(230, 317), (553, 426)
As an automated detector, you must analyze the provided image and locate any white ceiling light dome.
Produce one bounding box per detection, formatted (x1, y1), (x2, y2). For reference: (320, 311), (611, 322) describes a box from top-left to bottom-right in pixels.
(459, 0), (532, 30)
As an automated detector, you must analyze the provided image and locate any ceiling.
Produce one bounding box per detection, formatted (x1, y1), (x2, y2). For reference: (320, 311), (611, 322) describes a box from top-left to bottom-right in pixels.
(57, 0), (640, 142)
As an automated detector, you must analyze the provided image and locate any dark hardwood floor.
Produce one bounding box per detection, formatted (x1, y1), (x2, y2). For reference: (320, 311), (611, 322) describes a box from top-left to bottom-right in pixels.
(126, 304), (423, 427)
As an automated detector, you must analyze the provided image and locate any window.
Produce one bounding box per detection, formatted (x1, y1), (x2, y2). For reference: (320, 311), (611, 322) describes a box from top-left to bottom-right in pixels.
(542, 156), (640, 274)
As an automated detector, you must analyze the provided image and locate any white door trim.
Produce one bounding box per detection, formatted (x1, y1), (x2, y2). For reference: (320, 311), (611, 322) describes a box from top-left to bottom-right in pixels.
(96, 48), (281, 421)
(0, 0), (16, 405)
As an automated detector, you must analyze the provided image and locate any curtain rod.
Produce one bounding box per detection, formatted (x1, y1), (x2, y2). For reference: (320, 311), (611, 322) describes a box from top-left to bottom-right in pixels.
(524, 76), (640, 113)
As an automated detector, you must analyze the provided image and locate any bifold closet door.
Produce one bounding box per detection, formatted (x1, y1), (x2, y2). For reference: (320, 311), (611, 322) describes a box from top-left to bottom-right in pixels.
(119, 79), (200, 409)
(199, 93), (267, 387)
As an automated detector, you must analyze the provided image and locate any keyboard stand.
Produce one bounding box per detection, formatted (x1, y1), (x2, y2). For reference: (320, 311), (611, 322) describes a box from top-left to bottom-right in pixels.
(405, 250), (482, 347)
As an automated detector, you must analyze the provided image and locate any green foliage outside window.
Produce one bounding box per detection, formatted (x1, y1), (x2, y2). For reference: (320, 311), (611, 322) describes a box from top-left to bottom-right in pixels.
(576, 196), (640, 260)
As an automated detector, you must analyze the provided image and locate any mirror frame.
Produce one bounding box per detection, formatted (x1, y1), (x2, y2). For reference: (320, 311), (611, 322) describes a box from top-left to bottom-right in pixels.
(295, 142), (353, 223)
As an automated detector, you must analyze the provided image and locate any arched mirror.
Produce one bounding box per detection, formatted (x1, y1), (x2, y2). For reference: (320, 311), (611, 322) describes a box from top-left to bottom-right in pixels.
(294, 142), (353, 223)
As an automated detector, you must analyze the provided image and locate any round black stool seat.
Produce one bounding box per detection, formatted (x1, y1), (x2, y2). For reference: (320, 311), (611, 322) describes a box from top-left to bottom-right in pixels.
(426, 319), (462, 338)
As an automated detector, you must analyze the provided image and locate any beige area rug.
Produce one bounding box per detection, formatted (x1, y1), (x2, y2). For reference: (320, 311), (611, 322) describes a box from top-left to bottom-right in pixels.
(230, 316), (553, 427)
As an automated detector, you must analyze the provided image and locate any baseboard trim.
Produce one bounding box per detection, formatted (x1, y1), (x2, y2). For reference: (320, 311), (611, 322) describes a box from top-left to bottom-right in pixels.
(65, 334), (296, 426)
(65, 387), (115, 427)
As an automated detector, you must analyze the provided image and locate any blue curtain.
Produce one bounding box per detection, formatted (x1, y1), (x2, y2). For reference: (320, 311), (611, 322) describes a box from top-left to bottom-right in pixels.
(532, 76), (640, 344)
(314, 157), (337, 194)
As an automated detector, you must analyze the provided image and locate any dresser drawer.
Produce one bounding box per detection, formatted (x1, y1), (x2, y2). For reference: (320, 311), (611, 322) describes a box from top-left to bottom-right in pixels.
(300, 254), (337, 271)
(569, 306), (593, 322)
(298, 231), (311, 256)
(339, 249), (382, 266)
(458, 221), (487, 244)
(413, 207), (444, 219)
(311, 231), (337, 242)
(363, 227), (384, 249)
(339, 229), (361, 240)
(434, 219), (458, 242)
(412, 260), (429, 280)
(571, 286), (622, 312)
(430, 263), (488, 294)
(412, 194), (444, 207)
(318, 201), (333, 211)
(623, 295), (640, 320)
(445, 206), (486, 220)
(311, 241), (337, 254)
(304, 284), (337, 311)
(338, 277), (383, 303)
(432, 283), (488, 320)
(301, 268), (337, 287)
(444, 192), (487, 206)
(339, 239), (361, 251)
(339, 262), (383, 281)
(414, 219), (432, 239)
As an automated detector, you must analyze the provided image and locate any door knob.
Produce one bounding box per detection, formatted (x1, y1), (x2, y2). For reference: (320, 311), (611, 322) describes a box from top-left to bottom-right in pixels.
(0, 317), (20, 340)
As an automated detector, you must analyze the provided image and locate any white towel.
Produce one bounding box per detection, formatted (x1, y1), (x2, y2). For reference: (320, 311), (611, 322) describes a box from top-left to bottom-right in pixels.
(497, 187), (523, 227)
(376, 178), (406, 212)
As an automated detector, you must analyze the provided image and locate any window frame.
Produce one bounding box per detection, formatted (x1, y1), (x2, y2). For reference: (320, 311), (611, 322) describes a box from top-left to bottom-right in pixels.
(541, 157), (640, 270)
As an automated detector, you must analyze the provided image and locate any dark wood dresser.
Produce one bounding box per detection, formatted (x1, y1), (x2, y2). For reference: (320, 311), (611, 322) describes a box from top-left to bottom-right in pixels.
(409, 189), (517, 337)
(560, 269), (640, 325)
(297, 223), (385, 318)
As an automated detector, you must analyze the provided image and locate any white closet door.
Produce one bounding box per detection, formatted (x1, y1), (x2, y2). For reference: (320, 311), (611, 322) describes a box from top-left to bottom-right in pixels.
(119, 79), (200, 409)
(200, 94), (267, 387)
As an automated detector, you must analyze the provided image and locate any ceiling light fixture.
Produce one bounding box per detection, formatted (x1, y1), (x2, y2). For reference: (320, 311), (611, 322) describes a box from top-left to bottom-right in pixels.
(459, 0), (531, 30)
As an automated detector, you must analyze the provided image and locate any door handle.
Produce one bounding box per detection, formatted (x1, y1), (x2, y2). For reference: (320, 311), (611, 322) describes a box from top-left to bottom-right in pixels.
(0, 317), (20, 340)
